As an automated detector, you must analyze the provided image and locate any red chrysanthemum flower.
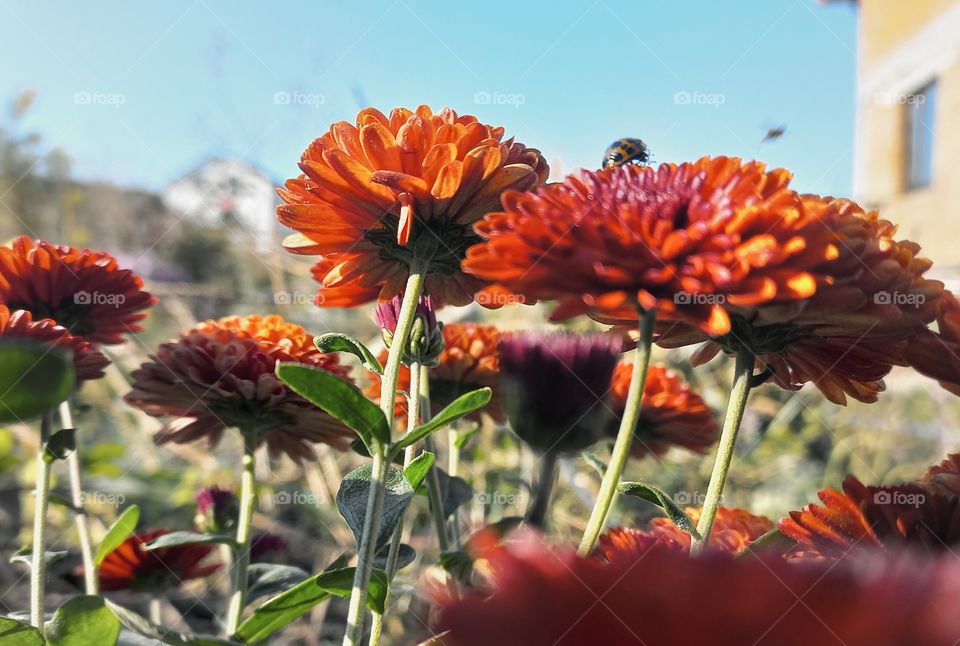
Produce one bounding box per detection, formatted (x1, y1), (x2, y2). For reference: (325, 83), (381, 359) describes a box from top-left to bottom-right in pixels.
(599, 506), (773, 558)
(433, 530), (960, 646)
(608, 362), (717, 458)
(0, 304), (108, 382)
(124, 314), (355, 462)
(0, 236), (156, 345)
(906, 290), (960, 397)
(366, 322), (503, 423)
(646, 196), (942, 405)
(922, 452), (960, 497)
(277, 106), (548, 308)
(465, 157), (832, 331)
(96, 529), (221, 592)
(779, 473), (960, 559)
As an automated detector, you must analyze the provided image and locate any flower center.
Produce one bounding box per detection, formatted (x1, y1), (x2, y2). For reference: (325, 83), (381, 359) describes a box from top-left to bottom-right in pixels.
(366, 214), (481, 276)
(716, 314), (817, 356)
(10, 299), (94, 337)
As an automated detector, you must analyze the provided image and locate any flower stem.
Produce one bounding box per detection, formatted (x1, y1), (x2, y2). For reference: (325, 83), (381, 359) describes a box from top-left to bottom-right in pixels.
(225, 442), (256, 635)
(577, 308), (656, 556)
(368, 360), (423, 646)
(31, 411), (54, 632)
(525, 451), (559, 529)
(420, 365), (450, 552)
(690, 349), (754, 555)
(58, 400), (98, 595)
(342, 267), (426, 646)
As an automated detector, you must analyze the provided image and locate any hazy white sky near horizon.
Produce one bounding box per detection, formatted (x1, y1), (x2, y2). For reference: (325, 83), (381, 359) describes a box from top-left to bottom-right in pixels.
(0, 0), (858, 196)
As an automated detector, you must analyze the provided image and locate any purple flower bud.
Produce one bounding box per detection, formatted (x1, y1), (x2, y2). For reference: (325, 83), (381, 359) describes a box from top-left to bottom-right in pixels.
(251, 532), (288, 562)
(499, 332), (622, 455)
(374, 293), (437, 336)
(195, 486), (238, 535)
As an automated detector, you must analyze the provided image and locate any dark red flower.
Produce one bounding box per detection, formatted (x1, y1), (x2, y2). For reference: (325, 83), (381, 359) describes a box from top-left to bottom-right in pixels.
(498, 332), (620, 454)
(433, 530), (960, 646)
(0, 304), (108, 382)
(194, 485), (238, 535)
(125, 314), (355, 462)
(96, 529), (221, 592)
(906, 291), (960, 396)
(0, 236), (156, 345)
(779, 474), (960, 559)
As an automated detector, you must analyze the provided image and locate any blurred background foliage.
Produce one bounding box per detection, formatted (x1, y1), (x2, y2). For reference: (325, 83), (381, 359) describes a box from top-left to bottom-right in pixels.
(1, 87), (959, 643)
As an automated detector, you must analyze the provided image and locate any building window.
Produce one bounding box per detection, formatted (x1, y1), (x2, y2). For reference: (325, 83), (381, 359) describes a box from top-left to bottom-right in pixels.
(905, 80), (936, 190)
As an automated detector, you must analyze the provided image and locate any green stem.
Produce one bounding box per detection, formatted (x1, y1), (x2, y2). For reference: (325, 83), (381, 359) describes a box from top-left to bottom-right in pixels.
(525, 451), (559, 529)
(59, 400), (98, 595)
(343, 267), (426, 646)
(368, 360), (423, 646)
(577, 308), (656, 556)
(420, 366), (450, 552)
(226, 442), (256, 635)
(30, 411), (54, 632)
(447, 425), (460, 478)
(690, 349), (754, 555)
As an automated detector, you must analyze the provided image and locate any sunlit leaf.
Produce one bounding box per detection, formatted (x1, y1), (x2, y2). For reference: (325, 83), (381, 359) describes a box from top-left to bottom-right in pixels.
(0, 343), (74, 424)
(392, 388), (491, 455)
(314, 333), (383, 375)
(95, 505), (140, 566)
(618, 481), (701, 540)
(45, 595), (120, 646)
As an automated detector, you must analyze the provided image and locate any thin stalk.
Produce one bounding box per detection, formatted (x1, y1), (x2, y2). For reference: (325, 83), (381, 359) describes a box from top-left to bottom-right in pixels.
(30, 411), (54, 632)
(342, 267), (426, 646)
(149, 596), (162, 624)
(447, 425), (460, 477)
(368, 360), (423, 646)
(577, 308), (656, 556)
(225, 442), (256, 635)
(525, 451), (559, 529)
(59, 400), (97, 594)
(419, 372), (449, 551)
(690, 349), (754, 555)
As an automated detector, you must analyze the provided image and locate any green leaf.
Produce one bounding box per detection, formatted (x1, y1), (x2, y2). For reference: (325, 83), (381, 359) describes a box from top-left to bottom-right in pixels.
(314, 333), (383, 375)
(246, 563), (311, 602)
(337, 464), (414, 552)
(45, 595), (120, 646)
(373, 543), (416, 571)
(0, 616), (43, 645)
(0, 342), (74, 424)
(403, 451), (435, 492)
(143, 531), (236, 551)
(95, 504), (140, 566)
(234, 567), (388, 643)
(424, 467), (474, 519)
(104, 601), (231, 646)
(582, 451), (607, 478)
(454, 423), (481, 450)
(277, 362), (390, 453)
(737, 528), (797, 559)
(48, 493), (80, 512)
(392, 388), (491, 456)
(10, 547), (69, 568)
(44, 428), (76, 462)
(618, 482), (702, 540)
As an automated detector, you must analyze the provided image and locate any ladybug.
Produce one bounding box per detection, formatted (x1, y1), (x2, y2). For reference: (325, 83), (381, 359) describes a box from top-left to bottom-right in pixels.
(602, 138), (650, 169)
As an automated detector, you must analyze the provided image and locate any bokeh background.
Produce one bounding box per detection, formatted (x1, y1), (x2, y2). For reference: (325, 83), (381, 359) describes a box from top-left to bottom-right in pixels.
(1, 1), (959, 643)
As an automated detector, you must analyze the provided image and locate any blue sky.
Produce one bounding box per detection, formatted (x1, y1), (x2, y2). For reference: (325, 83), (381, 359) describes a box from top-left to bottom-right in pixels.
(0, 0), (858, 196)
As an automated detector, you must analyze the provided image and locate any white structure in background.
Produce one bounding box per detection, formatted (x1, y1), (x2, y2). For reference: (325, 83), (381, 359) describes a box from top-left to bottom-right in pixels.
(162, 158), (280, 251)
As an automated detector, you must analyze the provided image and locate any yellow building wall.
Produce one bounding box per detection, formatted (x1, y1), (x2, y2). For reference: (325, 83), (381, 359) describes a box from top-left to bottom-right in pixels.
(856, 0), (960, 271)
(860, 0), (957, 66)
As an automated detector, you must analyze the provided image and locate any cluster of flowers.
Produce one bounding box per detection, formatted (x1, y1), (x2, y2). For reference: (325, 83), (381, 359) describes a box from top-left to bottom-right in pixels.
(6, 103), (960, 645)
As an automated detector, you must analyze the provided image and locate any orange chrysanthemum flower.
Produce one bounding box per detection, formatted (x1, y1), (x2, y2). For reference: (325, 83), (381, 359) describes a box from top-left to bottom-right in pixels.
(125, 314), (355, 462)
(906, 291), (960, 397)
(0, 236), (156, 345)
(779, 466), (960, 559)
(433, 529), (960, 646)
(0, 304), (108, 382)
(599, 506), (772, 557)
(95, 528), (221, 592)
(608, 362), (717, 458)
(277, 106), (548, 308)
(366, 322), (503, 422)
(645, 196), (942, 405)
(465, 157), (832, 331)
